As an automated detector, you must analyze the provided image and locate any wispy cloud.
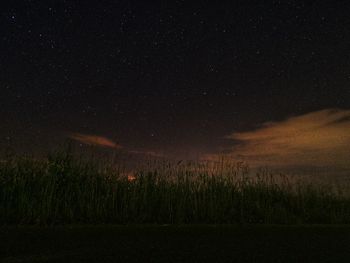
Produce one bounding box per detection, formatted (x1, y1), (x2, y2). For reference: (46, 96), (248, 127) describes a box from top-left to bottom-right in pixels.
(68, 133), (122, 149)
(205, 109), (350, 170)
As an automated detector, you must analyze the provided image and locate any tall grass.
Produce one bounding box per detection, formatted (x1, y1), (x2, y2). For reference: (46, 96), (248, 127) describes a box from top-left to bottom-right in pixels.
(0, 150), (349, 225)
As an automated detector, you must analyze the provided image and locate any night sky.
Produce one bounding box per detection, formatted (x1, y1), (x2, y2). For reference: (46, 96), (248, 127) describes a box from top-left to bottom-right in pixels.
(2, 1), (350, 171)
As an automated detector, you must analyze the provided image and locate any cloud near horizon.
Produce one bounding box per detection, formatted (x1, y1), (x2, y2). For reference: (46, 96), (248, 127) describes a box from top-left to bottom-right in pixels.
(67, 133), (164, 157)
(68, 133), (122, 149)
(204, 109), (350, 170)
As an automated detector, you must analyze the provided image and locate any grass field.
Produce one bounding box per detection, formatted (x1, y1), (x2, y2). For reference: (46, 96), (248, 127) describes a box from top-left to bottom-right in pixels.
(1, 225), (350, 262)
(1, 151), (350, 262)
(1, 149), (350, 225)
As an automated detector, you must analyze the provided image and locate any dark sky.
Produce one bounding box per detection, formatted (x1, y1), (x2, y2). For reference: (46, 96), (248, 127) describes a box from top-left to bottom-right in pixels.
(2, 1), (350, 160)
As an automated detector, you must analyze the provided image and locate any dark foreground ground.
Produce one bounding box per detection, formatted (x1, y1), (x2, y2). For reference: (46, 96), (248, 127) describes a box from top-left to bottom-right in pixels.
(1, 225), (350, 263)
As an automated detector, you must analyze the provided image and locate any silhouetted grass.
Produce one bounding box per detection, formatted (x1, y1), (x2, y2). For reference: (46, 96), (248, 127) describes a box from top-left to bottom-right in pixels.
(0, 150), (349, 225)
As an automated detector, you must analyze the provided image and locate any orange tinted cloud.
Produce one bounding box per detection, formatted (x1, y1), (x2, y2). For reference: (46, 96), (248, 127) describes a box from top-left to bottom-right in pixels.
(68, 133), (121, 149)
(205, 109), (350, 169)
